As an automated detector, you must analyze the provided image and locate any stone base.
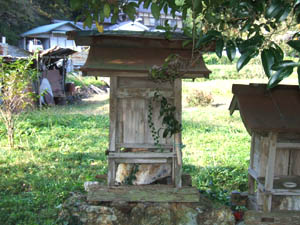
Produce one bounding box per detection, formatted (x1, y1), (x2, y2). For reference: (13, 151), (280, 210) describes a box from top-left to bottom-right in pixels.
(244, 210), (300, 225)
(58, 192), (235, 225)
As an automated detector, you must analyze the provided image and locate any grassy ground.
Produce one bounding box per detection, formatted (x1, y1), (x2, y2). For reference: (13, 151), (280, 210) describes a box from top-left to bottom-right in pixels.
(0, 70), (298, 224)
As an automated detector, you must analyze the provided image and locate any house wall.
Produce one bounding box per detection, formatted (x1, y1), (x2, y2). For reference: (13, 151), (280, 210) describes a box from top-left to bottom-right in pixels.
(50, 34), (75, 49)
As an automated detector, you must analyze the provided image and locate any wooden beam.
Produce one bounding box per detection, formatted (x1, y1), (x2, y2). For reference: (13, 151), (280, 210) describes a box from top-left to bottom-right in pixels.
(108, 77), (118, 187)
(87, 185), (200, 203)
(249, 133), (257, 195)
(108, 152), (176, 159)
(174, 79), (182, 188)
(114, 158), (169, 164)
(263, 132), (278, 212)
(277, 142), (300, 149)
(116, 88), (174, 99)
(116, 143), (173, 149)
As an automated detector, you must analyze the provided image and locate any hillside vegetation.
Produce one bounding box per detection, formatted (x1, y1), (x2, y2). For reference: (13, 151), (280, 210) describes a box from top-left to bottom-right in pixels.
(0, 0), (76, 45)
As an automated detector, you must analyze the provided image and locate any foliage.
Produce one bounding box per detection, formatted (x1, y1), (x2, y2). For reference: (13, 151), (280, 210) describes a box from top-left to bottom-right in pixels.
(149, 54), (188, 82)
(124, 164), (139, 185)
(0, 0), (78, 45)
(66, 73), (107, 88)
(186, 89), (213, 107)
(148, 91), (182, 143)
(0, 56), (37, 149)
(72, 0), (300, 88)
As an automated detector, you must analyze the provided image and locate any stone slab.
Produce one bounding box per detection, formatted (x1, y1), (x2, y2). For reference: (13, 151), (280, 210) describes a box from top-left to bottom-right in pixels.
(87, 184), (200, 203)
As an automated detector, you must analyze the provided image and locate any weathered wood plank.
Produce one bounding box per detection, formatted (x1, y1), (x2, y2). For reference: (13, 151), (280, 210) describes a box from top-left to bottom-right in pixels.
(108, 77), (118, 187)
(118, 77), (173, 89)
(274, 148), (290, 176)
(117, 88), (174, 99)
(174, 79), (182, 188)
(290, 150), (300, 176)
(109, 77), (118, 152)
(114, 158), (169, 164)
(264, 132), (278, 212)
(108, 152), (176, 158)
(249, 133), (256, 195)
(277, 142), (300, 149)
(116, 143), (173, 149)
(87, 185), (200, 203)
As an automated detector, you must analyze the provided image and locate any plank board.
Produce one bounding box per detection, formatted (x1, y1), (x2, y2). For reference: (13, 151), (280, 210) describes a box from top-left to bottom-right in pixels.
(87, 185), (200, 202)
(291, 150), (300, 176)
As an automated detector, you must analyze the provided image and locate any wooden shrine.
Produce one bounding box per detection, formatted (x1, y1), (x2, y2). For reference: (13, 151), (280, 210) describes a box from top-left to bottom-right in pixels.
(230, 83), (300, 212)
(68, 31), (212, 191)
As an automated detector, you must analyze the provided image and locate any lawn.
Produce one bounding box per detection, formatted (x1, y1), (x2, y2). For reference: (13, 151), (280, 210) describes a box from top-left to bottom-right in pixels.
(0, 72), (297, 224)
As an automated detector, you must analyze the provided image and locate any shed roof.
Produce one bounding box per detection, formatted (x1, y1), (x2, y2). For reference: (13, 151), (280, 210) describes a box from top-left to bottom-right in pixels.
(230, 83), (300, 137)
(67, 30), (213, 78)
(21, 21), (82, 37)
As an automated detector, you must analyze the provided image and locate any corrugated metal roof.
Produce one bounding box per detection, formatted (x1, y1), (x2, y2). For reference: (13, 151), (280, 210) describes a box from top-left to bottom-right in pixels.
(230, 83), (300, 137)
(21, 22), (82, 37)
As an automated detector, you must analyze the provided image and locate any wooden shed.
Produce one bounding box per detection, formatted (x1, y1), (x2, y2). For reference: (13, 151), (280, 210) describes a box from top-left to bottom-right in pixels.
(230, 83), (300, 212)
(68, 30), (211, 189)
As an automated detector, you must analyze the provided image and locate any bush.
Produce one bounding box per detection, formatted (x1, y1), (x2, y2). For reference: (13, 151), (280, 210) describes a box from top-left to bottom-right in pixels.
(66, 73), (107, 88)
(186, 90), (213, 107)
(196, 166), (248, 205)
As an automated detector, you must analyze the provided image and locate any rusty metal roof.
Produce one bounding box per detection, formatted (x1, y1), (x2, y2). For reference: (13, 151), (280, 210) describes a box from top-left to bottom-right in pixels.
(67, 30), (213, 78)
(230, 84), (300, 137)
(40, 46), (76, 58)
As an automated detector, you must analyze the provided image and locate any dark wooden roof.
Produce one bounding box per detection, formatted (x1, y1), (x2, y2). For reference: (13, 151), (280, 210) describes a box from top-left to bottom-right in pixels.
(230, 84), (300, 137)
(67, 30), (213, 78)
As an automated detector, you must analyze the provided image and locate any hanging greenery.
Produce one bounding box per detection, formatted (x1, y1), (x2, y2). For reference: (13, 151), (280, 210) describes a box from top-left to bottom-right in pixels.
(148, 54), (188, 83)
(148, 91), (182, 149)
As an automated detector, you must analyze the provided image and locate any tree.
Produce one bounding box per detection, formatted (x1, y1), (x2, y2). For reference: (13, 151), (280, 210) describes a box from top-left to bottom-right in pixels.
(0, 56), (37, 149)
(70, 0), (300, 88)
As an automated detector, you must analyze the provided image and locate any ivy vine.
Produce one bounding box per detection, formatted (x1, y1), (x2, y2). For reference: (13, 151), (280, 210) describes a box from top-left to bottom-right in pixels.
(148, 91), (182, 149)
(124, 164), (139, 185)
(149, 54), (188, 83)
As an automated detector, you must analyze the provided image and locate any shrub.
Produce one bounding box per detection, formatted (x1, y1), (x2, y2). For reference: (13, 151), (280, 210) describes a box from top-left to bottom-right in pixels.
(196, 166), (248, 205)
(186, 90), (213, 107)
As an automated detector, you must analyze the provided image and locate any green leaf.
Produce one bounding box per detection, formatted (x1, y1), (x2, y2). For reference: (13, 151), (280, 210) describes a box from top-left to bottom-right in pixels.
(270, 44), (284, 63)
(151, 3), (160, 20)
(277, 5), (291, 21)
(144, 0), (151, 8)
(271, 60), (300, 70)
(288, 40), (300, 52)
(267, 67), (294, 89)
(182, 40), (192, 48)
(194, 0), (203, 14)
(163, 129), (169, 138)
(104, 3), (110, 18)
(237, 48), (257, 71)
(226, 40), (236, 62)
(196, 34), (213, 48)
(241, 19), (252, 32)
(266, 1), (281, 18)
(215, 38), (224, 58)
(70, 0), (81, 9)
(261, 49), (275, 78)
(83, 15), (93, 28)
(124, 3), (137, 21)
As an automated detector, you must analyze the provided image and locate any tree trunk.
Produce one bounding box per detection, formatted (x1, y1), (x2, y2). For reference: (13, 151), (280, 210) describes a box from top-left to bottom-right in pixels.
(6, 112), (14, 149)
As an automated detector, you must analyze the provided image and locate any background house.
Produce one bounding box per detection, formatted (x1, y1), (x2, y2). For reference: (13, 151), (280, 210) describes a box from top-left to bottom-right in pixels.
(20, 21), (82, 52)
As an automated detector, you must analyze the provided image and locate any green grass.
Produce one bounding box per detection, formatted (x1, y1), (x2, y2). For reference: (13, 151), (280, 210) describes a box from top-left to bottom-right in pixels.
(0, 77), (272, 224)
(0, 103), (109, 225)
(66, 73), (107, 88)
